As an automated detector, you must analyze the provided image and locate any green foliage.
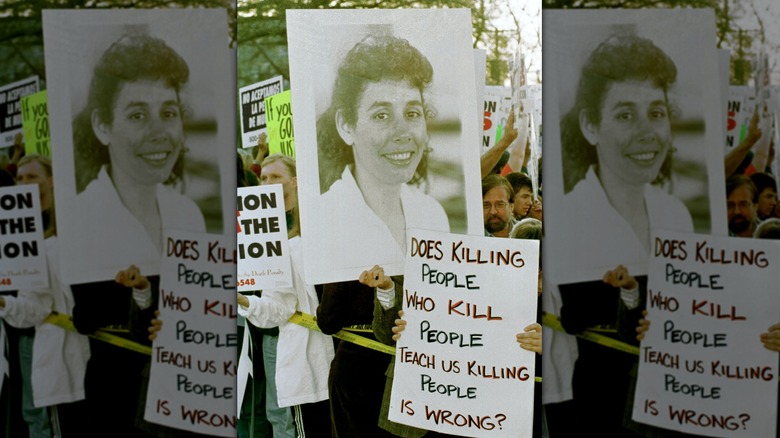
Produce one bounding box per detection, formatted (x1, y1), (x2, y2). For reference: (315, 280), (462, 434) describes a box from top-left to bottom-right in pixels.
(237, 0), (520, 89)
(0, 1), (235, 87)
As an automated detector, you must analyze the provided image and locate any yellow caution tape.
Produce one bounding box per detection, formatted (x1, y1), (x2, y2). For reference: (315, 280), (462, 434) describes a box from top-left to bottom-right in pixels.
(541, 312), (639, 356)
(288, 312), (397, 355)
(289, 312), (543, 383)
(43, 312), (152, 356)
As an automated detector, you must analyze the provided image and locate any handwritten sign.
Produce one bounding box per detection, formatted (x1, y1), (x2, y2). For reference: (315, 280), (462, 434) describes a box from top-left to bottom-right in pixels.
(266, 90), (294, 157)
(482, 86), (512, 150)
(633, 229), (780, 437)
(21, 91), (50, 157)
(0, 185), (47, 291)
(145, 230), (237, 436)
(389, 228), (538, 437)
(236, 185), (291, 290)
(239, 76), (283, 149)
(0, 76), (39, 147)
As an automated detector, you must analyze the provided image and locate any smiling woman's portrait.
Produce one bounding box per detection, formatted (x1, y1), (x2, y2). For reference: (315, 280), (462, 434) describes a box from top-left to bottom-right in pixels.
(44, 10), (234, 285)
(543, 12), (727, 285)
(315, 34), (449, 261)
(71, 35), (205, 258)
(287, 9), (483, 285)
(559, 33), (693, 256)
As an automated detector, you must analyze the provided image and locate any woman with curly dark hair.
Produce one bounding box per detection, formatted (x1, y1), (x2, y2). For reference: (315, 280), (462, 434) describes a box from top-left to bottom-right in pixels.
(70, 34), (205, 272)
(311, 34), (449, 277)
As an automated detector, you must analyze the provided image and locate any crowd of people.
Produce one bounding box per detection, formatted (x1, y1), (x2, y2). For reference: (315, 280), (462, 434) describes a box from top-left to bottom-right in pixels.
(3, 12), (780, 438)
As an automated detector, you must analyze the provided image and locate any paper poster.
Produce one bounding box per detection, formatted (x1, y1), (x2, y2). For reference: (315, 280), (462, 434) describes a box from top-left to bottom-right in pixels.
(543, 9), (727, 287)
(482, 86), (512, 150)
(288, 9), (483, 285)
(239, 76), (283, 149)
(236, 184), (291, 290)
(21, 90), (50, 157)
(0, 185), (47, 291)
(0, 76), (39, 147)
(633, 229), (780, 437)
(725, 86), (755, 153)
(43, 9), (235, 285)
(145, 230), (237, 436)
(266, 90), (295, 157)
(389, 228), (538, 437)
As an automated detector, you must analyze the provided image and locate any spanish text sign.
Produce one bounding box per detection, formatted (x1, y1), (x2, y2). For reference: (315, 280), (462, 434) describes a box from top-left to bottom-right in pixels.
(236, 184), (292, 290)
(0, 76), (39, 147)
(389, 228), (538, 437)
(145, 230), (237, 436)
(239, 76), (283, 148)
(0, 185), (47, 291)
(633, 229), (780, 437)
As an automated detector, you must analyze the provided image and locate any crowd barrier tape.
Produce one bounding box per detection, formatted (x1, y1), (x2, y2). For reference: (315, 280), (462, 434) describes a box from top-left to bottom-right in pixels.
(541, 312), (640, 356)
(43, 312), (152, 356)
(42, 310), (545, 382)
(288, 312), (543, 383)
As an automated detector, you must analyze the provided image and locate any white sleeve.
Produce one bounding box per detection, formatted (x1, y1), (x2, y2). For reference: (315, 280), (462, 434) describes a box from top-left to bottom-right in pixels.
(376, 284), (396, 310)
(237, 290), (297, 329)
(0, 288), (54, 329)
(620, 286), (641, 311)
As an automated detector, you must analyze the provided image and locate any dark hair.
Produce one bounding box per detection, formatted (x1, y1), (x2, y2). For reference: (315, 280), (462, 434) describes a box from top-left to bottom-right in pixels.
(750, 172), (777, 196)
(560, 33), (677, 193)
(316, 34), (434, 193)
(482, 174), (514, 202)
(727, 174), (758, 203)
(72, 34), (190, 193)
(505, 172), (532, 195)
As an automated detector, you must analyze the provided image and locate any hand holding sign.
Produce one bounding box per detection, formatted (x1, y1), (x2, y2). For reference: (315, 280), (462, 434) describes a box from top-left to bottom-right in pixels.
(759, 323), (780, 352)
(358, 265), (393, 290)
(115, 264), (150, 290)
(516, 323), (541, 354)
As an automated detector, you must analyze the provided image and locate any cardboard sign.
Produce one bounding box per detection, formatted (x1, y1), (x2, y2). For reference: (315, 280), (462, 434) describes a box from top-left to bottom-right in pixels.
(633, 229), (780, 437)
(266, 90), (294, 157)
(145, 230), (237, 436)
(0, 76), (39, 147)
(389, 228), (539, 437)
(0, 185), (47, 291)
(239, 76), (283, 149)
(21, 90), (50, 157)
(236, 184), (292, 290)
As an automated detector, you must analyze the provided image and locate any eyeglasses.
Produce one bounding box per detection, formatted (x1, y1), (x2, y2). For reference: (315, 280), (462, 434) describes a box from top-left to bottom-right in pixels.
(483, 202), (509, 212)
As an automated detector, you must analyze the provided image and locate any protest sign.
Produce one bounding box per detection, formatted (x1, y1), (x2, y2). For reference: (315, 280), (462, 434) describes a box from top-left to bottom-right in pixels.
(0, 185), (47, 291)
(633, 229), (780, 437)
(266, 90), (294, 157)
(239, 76), (283, 149)
(236, 184), (291, 290)
(482, 86), (512, 150)
(388, 228), (538, 437)
(288, 9), (483, 285)
(544, 9), (727, 287)
(145, 229), (237, 436)
(21, 90), (50, 157)
(725, 86), (755, 153)
(0, 76), (39, 148)
(44, 9), (234, 285)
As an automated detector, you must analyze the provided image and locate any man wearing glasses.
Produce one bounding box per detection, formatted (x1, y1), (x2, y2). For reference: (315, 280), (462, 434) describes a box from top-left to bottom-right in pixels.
(482, 174), (516, 237)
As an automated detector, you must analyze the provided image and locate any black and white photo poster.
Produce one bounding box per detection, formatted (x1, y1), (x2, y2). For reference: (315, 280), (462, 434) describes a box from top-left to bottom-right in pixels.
(43, 9), (234, 285)
(287, 9), (483, 285)
(543, 9), (728, 287)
